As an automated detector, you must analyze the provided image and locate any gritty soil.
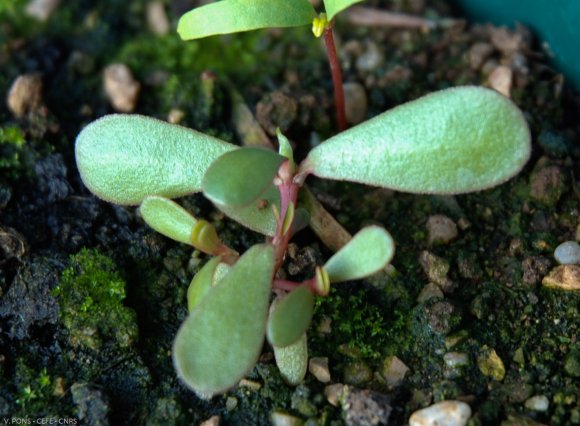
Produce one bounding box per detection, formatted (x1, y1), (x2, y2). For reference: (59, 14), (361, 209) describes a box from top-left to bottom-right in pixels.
(0, 1), (579, 425)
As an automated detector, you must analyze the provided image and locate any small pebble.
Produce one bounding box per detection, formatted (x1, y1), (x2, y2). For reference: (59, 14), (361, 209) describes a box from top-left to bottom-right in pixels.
(381, 356), (409, 389)
(341, 386), (392, 426)
(524, 395), (549, 412)
(417, 283), (444, 303)
(356, 42), (384, 72)
(270, 412), (303, 426)
(25, 0), (60, 21)
(343, 82), (368, 125)
(477, 346), (505, 381)
(542, 265), (580, 291)
(147, 1), (170, 36)
(530, 161), (566, 206)
(103, 63), (141, 112)
(7, 74), (43, 118)
(490, 27), (525, 56)
(225, 396), (237, 411)
(200, 416), (220, 426)
(343, 361), (373, 386)
(419, 251), (450, 286)
(554, 241), (580, 265)
(409, 400), (471, 426)
(444, 352), (469, 368)
(469, 42), (494, 70)
(167, 108), (185, 124)
(488, 65), (513, 98)
(309, 357), (331, 383)
(324, 383), (345, 407)
(426, 215), (458, 245)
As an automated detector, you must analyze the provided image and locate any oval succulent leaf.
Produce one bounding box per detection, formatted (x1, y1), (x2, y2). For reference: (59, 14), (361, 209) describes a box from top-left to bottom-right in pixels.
(187, 257), (221, 312)
(303, 87), (531, 194)
(75, 115), (235, 205)
(273, 333), (308, 386)
(140, 196), (198, 246)
(324, 0), (365, 21)
(178, 0), (315, 40)
(324, 226), (394, 283)
(267, 285), (314, 348)
(215, 184), (279, 236)
(173, 244), (275, 399)
(203, 147), (285, 207)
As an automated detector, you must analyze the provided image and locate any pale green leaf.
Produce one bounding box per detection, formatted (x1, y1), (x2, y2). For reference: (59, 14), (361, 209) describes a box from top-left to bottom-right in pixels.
(324, 226), (394, 283)
(303, 87), (531, 194)
(178, 0), (315, 40)
(273, 333), (308, 386)
(203, 147), (284, 206)
(75, 115), (235, 205)
(214, 184), (279, 236)
(140, 196), (197, 246)
(173, 244), (275, 398)
(187, 257), (221, 312)
(267, 285), (314, 348)
(324, 0), (364, 21)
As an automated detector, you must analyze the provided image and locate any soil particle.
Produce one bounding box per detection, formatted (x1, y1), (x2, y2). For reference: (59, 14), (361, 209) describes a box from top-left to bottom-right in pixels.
(290, 385), (317, 417)
(343, 361), (373, 386)
(541, 264), (580, 291)
(554, 241), (580, 265)
(35, 154), (72, 204)
(256, 91), (298, 136)
(521, 256), (551, 286)
(200, 416), (220, 426)
(468, 42), (494, 70)
(25, 0), (61, 22)
(529, 159), (567, 206)
(103, 64), (141, 113)
(487, 65), (513, 98)
(381, 356), (409, 389)
(7, 74), (44, 118)
(419, 251), (450, 287)
(425, 300), (455, 334)
(308, 356), (331, 383)
(524, 395), (549, 412)
(489, 26), (529, 56)
(417, 283), (444, 303)
(147, 1), (170, 36)
(270, 412), (302, 426)
(477, 346), (505, 381)
(0, 256), (62, 340)
(341, 386), (391, 426)
(426, 215), (458, 246)
(71, 383), (110, 426)
(0, 226), (27, 261)
(409, 400), (471, 426)
(325, 383), (345, 407)
(343, 81), (368, 125)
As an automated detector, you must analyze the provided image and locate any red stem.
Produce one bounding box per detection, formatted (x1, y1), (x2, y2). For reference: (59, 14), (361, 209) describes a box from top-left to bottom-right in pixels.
(323, 23), (348, 132)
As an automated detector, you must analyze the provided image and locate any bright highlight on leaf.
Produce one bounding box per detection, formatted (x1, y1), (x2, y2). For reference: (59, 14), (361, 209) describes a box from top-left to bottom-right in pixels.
(273, 333), (308, 386)
(187, 257), (221, 312)
(178, 0), (315, 40)
(267, 285), (314, 348)
(323, 0), (364, 21)
(203, 147), (285, 207)
(140, 196), (197, 246)
(75, 115), (234, 205)
(324, 226), (394, 283)
(173, 244), (275, 398)
(303, 87), (531, 195)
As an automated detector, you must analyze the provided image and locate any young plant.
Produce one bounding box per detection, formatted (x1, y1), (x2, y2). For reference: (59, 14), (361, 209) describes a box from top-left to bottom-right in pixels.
(177, 0), (364, 131)
(75, 86), (530, 398)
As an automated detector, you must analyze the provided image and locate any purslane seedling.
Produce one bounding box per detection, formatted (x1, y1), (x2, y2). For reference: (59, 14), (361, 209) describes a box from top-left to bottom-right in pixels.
(177, 0), (364, 131)
(75, 86), (530, 398)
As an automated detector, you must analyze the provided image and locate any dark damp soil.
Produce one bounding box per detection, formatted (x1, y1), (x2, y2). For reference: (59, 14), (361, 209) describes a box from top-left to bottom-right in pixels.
(1, 1), (579, 425)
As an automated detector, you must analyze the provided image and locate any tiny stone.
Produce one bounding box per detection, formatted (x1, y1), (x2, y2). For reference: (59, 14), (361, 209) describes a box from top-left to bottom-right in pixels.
(477, 346), (505, 381)
(225, 396), (238, 411)
(324, 383), (345, 407)
(343, 361), (373, 386)
(513, 347), (525, 365)
(456, 217), (471, 231)
(576, 224), (580, 241)
(309, 357), (331, 383)
(238, 379), (261, 391)
(490, 26), (525, 56)
(103, 63), (141, 112)
(530, 163), (566, 206)
(409, 400), (471, 426)
(25, 0), (60, 21)
(343, 82), (368, 125)
(356, 42), (384, 72)
(317, 316), (332, 334)
(200, 416), (220, 426)
(147, 1), (170, 36)
(524, 395), (549, 412)
(270, 412), (303, 426)
(52, 377), (65, 397)
(381, 356), (409, 389)
(554, 241), (580, 265)
(419, 251), (450, 286)
(7, 74), (43, 118)
(444, 352), (469, 368)
(167, 108), (185, 124)
(417, 283), (444, 303)
(341, 386), (392, 426)
(469, 42), (494, 70)
(542, 265), (580, 291)
(426, 215), (458, 245)
(488, 65), (513, 98)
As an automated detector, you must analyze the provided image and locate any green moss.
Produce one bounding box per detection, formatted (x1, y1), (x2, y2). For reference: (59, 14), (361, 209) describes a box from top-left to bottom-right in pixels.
(53, 248), (138, 350)
(0, 125), (33, 179)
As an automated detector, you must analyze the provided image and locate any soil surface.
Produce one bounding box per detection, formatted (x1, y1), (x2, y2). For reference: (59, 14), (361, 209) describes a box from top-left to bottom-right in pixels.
(1, 1), (579, 425)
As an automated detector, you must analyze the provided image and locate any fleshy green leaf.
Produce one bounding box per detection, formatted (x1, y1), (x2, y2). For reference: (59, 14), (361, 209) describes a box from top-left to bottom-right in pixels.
(303, 87), (531, 194)
(267, 285), (314, 348)
(203, 147), (285, 207)
(187, 257), (221, 312)
(324, 226), (394, 283)
(273, 333), (308, 386)
(173, 244), (275, 398)
(215, 184), (279, 236)
(178, 0), (315, 40)
(140, 196), (197, 246)
(76, 115), (235, 205)
(324, 0), (364, 21)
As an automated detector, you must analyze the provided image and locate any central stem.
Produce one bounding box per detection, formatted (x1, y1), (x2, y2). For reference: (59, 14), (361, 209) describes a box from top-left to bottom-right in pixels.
(323, 22), (348, 132)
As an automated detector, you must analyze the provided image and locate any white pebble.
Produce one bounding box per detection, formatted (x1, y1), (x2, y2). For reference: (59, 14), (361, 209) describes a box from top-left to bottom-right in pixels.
(554, 241), (580, 265)
(525, 395), (549, 412)
(409, 400), (471, 426)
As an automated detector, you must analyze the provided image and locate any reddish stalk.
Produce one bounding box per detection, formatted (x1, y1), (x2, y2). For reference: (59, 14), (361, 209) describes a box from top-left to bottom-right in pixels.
(323, 22), (348, 132)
